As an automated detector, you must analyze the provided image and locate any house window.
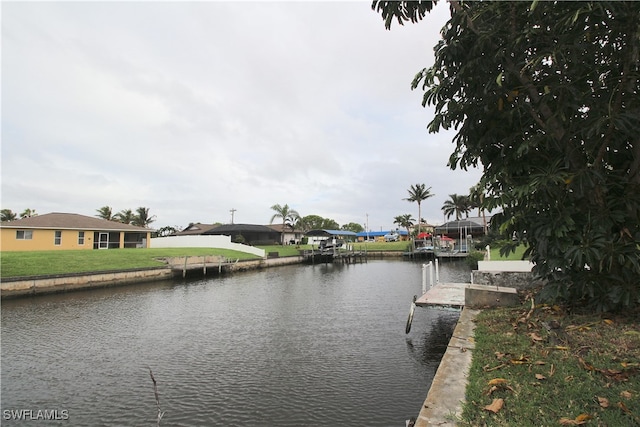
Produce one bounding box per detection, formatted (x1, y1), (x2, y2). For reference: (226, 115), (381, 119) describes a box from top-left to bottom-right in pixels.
(78, 231), (85, 245)
(16, 230), (33, 240)
(54, 230), (62, 246)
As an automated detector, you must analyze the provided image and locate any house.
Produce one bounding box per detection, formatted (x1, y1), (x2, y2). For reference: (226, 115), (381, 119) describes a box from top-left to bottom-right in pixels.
(203, 224), (280, 245)
(267, 224), (303, 245)
(355, 230), (409, 242)
(306, 229), (358, 245)
(434, 219), (486, 239)
(174, 223), (301, 246)
(171, 222), (221, 236)
(0, 212), (152, 251)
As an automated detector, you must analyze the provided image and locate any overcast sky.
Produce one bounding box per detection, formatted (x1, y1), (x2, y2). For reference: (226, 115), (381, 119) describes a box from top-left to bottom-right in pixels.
(2, 1), (482, 231)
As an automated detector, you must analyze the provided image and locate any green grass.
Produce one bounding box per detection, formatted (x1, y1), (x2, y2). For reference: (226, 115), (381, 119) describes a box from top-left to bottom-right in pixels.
(0, 241), (409, 279)
(349, 240), (411, 251)
(0, 248), (261, 279)
(460, 303), (640, 426)
(490, 244), (529, 261)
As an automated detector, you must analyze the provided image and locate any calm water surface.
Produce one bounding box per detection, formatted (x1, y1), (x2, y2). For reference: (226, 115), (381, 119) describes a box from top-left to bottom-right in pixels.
(1, 259), (469, 426)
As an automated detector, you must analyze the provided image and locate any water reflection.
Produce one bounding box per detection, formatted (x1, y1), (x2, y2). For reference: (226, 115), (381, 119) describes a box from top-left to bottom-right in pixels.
(2, 260), (468, 426)
(405, 310), (460, 365)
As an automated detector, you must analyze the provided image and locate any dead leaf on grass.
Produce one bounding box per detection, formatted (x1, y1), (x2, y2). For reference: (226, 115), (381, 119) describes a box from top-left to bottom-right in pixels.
(488, 378), (508, 386)
(603, 319), (614, 325)
(486, 378), (515, 395)
(530, 332), (545, 342)
(618, 401), (631, 414)
(511, 355), (530, 365)
(535, 373), (546, 380)
(620, 390), (633, 399)
(597, 396), (609, 408)
(484, 363), (508, 373)
(484, 398), (504, 413)
(559, 413), (591, 425)
(578, 357), (596, 372)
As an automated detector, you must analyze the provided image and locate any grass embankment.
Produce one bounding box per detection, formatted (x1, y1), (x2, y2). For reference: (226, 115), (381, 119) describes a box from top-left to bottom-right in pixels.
(0, 248), (260, 279)
(0, 241), (410, 279)
(461, 302), (640, 426)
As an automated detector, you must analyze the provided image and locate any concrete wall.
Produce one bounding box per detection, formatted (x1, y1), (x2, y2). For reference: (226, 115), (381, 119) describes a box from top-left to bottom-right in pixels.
(472, 261), (543, 290)
(1, 268), (174, 298)
(477, 260), (534, 272)
(151, 235), (265, 257)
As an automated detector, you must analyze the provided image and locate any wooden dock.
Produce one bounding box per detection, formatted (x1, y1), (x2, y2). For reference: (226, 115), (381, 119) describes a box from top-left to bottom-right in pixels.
(403, 250), (435, 260)
(302, 250), (367, 264)
(165, 256), (238, 277)
(435, 251), (469, 259)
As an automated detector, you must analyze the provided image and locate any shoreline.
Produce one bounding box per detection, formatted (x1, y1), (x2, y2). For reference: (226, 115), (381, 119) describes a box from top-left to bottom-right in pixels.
(0, 256), (304, 299)
(1, 251), (408, 299)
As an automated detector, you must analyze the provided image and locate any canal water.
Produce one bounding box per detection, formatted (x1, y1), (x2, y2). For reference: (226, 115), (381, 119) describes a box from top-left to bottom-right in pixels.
(1, 259), (470, 426)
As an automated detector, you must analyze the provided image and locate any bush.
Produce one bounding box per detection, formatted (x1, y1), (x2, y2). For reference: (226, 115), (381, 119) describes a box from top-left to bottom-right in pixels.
(465, 250), (485, 270)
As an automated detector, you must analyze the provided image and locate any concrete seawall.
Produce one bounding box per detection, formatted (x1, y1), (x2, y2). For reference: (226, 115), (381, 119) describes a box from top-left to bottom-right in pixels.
(1, 256), (305, 299)
(1, 267), (175, 298)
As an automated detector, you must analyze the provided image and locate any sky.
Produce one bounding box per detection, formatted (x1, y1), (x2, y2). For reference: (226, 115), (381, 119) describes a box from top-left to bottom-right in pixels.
(1, 1), (483, 232)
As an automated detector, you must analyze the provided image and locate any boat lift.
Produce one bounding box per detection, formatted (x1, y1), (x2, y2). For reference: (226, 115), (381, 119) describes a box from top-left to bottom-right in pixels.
(405, 260), (467, 334)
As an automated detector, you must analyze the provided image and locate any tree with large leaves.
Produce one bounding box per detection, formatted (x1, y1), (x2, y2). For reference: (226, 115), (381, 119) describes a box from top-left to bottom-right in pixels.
(404, 183), (434, 236)
(270, 204), (300, 245)
(374, 1), (640, 310)
(441, 194), (471, 221)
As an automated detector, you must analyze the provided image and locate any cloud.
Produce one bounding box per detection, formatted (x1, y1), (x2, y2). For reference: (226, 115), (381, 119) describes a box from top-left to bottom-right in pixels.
(2, 1), (482, 231)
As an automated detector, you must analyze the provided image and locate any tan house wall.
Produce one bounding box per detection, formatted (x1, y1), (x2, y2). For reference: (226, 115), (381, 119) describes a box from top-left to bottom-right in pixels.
(0, 228), (151, 252)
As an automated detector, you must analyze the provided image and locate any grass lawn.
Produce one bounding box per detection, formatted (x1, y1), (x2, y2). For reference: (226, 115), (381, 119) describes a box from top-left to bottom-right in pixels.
(0, 248), (261, 279)
(490, 244), (529, 261)
(461, 302), (640, 426)
(0, 241), (410, 279)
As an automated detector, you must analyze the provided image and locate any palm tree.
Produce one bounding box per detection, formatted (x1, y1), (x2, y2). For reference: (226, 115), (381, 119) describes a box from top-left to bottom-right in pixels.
(404, 184), (434, 236)
(270, 204), (300, 245)
(114, 209), (135, 224)
(96, 206), (114, 221)
(132, 207), (156, 227)
(393, 214), (415, 238)
(1, 209), (18, 222)
(469, 184), (488, 234)
(20, 208), (37, 218)
(442, 194), (472, 221)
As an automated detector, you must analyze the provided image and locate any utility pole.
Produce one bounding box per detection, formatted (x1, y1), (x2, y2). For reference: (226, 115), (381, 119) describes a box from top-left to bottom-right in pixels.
(366, 213), (369, 241)
(230, 208), (236, 224)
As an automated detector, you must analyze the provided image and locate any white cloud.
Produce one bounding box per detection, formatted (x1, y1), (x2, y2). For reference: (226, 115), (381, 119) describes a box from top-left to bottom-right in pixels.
(2, 1), (482, 231)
